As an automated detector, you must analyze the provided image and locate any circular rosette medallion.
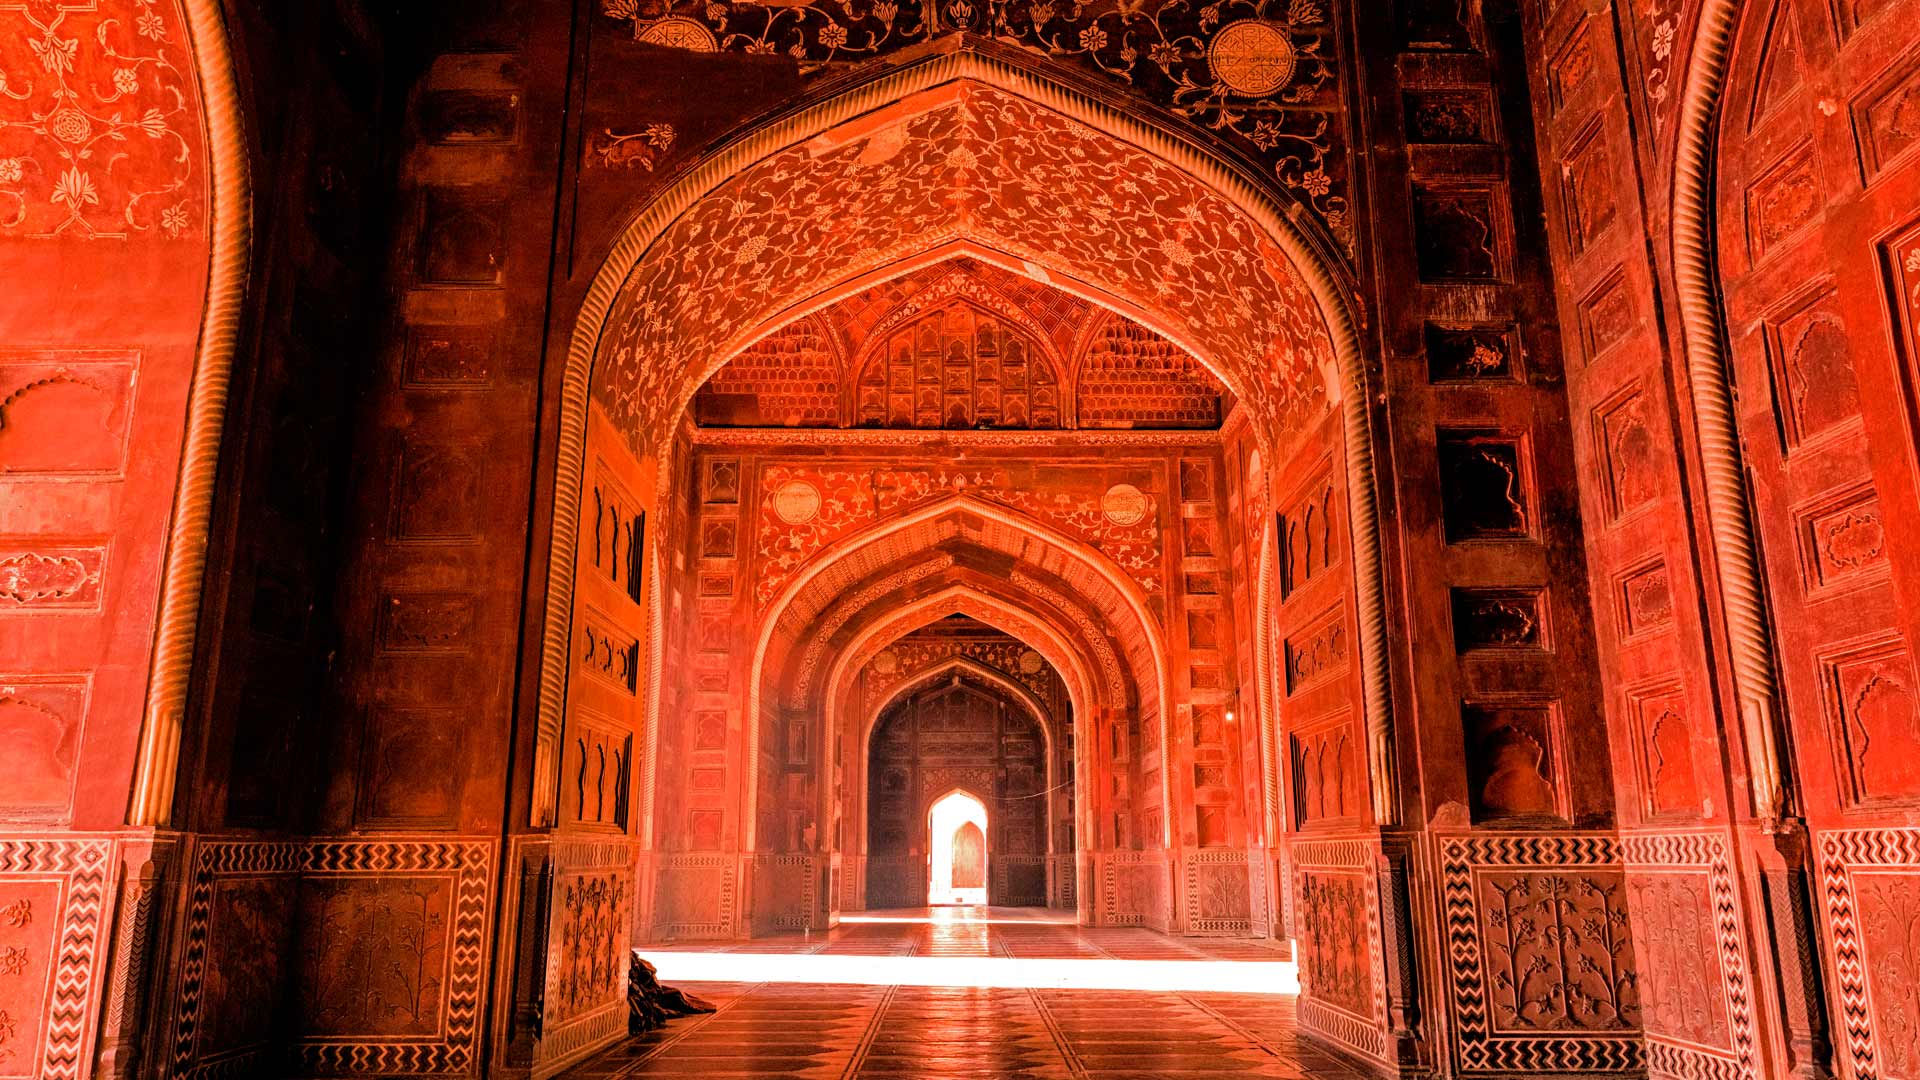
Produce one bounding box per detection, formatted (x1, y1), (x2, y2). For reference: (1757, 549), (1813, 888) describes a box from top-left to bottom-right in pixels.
(638, 16), (718, 51)
(1102, 483), (1152, 527)
(1208, 20), (1298, 97)
(1018, 649), (1045, 675)
(773, 480), (823, 525)
(872, 649), (899, 675)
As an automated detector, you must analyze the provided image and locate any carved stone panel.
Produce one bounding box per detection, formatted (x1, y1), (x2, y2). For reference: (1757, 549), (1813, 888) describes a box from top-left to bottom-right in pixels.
(1628, 872), (1731, 1049)
(1577, 270), (1636, 361)
(1764, 288), (1862, 450)
(854, 300), (1061, 429)
(375, 592), (475, 654)
(388, 442), (483, 543)
(1284, 607), (1347, 694)
(295, 876), (455, 1037)
(549, 870), (631, 1024)
(579, 613), (639, 694)
(1298, 870), (1374, 1018)
(0, 545), (106, 610)
(1405, 89), (1491, 144)
(1462, 703), (1563, 822)
(1593, 385), (1660, 521)
(1426, 323), (1519, 383)
(1451, 589), (1548, 652)
(1796, 481), (1888, 594)
(402, 325), (495, 388)
(356, 708), (465, 829)
(1853, 54), (1920, 177)
(1627, 682), (1702, 820)
(1820, 633), (1920, 806)
(418, 188), (505, 285)
(1614, 557), (1674, 639)
(1438, 431), (1532, 542)
(1560, 119), (1618, 253)
(1413, 185), (1508, 282)
(1744, 143), (1821, 262)
(1441, 836), (1642, 1073)
(0, 676), (85, 821)
(0, 354), (136, 475)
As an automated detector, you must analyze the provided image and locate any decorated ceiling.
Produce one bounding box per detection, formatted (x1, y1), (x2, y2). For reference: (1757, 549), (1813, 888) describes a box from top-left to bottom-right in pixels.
(592, 83), (1337, 455)
(692, 256), (1230, 430)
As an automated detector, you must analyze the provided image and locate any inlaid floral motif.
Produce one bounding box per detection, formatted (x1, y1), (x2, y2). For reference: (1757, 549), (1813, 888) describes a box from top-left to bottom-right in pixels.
(600, 0), (1351, 251)
(0, 0), (199, 238)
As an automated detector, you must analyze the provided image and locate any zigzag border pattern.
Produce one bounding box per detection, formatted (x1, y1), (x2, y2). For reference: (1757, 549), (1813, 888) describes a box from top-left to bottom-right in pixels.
(1439, 832), (1644, 1074)
(1621, 831), (1755, 1080)
(292, 838), (495, 1075)
(0, 837), (111, 1080)
(1818, 827), (1920, 1080)
(170, 839), (301, 1078)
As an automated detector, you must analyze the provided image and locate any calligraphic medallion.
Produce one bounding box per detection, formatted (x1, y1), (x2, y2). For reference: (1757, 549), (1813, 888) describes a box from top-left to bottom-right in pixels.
(1209, 21), (1297, 97)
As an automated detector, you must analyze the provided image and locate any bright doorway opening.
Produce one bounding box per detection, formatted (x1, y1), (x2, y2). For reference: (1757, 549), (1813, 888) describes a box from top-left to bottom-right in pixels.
(928, 791), (988, 905)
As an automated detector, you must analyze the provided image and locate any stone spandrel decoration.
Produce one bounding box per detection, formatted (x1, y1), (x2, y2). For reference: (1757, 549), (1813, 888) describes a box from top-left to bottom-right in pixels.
(0, 0), (201, 239)
(600, 0), (1353, 252)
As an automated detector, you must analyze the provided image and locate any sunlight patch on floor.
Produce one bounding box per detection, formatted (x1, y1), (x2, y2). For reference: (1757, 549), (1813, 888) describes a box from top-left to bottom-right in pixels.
(642, 950), (1299, 994)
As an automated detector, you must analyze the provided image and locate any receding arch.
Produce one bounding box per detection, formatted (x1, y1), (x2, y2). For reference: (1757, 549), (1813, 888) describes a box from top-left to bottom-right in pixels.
(535, 42), (1397, 830)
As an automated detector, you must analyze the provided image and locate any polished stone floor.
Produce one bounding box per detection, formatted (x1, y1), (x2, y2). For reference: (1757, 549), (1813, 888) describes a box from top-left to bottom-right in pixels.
(562, 907), (1362, 1080)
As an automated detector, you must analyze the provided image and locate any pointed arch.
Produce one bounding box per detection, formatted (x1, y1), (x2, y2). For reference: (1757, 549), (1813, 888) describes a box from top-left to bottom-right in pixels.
(535, 42), (1396, 833)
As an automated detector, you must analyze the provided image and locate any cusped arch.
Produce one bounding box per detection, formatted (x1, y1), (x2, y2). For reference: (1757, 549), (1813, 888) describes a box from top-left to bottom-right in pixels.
(536, 42), (1396, 829)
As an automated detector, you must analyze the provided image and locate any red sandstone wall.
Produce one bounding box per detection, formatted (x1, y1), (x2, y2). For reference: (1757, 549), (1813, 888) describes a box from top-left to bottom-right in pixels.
(0, 0), (212, 1073)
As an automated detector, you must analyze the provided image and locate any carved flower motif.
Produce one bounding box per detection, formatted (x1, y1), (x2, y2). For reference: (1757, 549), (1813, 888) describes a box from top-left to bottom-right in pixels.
(1905, 247), (1920, 273)
(1079, 25), (1107, 50)
(1299, 168), (1331, 196)
(707, 3), (727, 20)
(946, 145), (978, 171)
(1650, 19), (1674, 61)
(604, 0), (638, 16)
(1030, 1), (1055, 22)
(48, 107), (92, 144)
(873, 0), (898, 22)
(113, 67), (139, 95)
(818, 20), (849, 48)
(1149, 41), (1180, 67)
(0, 158), (21, 184)
(160, 202), (189, 237)
(733, 233), (768, 264)
(136, 9), (167, 39)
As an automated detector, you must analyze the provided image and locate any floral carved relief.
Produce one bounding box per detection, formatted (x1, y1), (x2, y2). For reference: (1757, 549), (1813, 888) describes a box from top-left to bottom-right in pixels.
(599, 0), (1352, 247)
(1629, 874), (1729, 1048)
(1861, 874), (1920, 1074)
(1478, 872), (1638, 1034)
(594, 86), (1335, 456)
(0, 0), (200, 238)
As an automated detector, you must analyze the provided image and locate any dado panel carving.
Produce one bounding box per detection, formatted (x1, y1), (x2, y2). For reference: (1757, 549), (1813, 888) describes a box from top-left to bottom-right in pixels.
(1440, 835), (1642, 1074)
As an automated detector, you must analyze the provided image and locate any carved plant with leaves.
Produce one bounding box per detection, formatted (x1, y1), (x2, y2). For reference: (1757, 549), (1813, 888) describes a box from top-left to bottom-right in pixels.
(1482, 872), (1639, 1033)
(0, 0), (195, 237)
(601, 0), (1352, 250)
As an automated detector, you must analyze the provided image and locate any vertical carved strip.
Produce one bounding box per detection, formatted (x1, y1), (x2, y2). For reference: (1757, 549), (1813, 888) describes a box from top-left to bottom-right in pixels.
(1375, 849), (1419, 1047)
(94, 854), (165, 1079)
(128, 0), (254, 826)
(1670, 0), (1788, 825)
(1762, 860), (1836, 1078)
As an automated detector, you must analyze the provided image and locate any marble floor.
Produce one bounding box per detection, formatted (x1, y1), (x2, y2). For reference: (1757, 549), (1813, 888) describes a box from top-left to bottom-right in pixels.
(562, 907), (1364, 1080)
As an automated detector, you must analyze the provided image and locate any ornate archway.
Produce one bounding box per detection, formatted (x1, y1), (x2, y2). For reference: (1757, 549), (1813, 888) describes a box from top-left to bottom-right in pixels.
(537, 43), (1396, 835)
